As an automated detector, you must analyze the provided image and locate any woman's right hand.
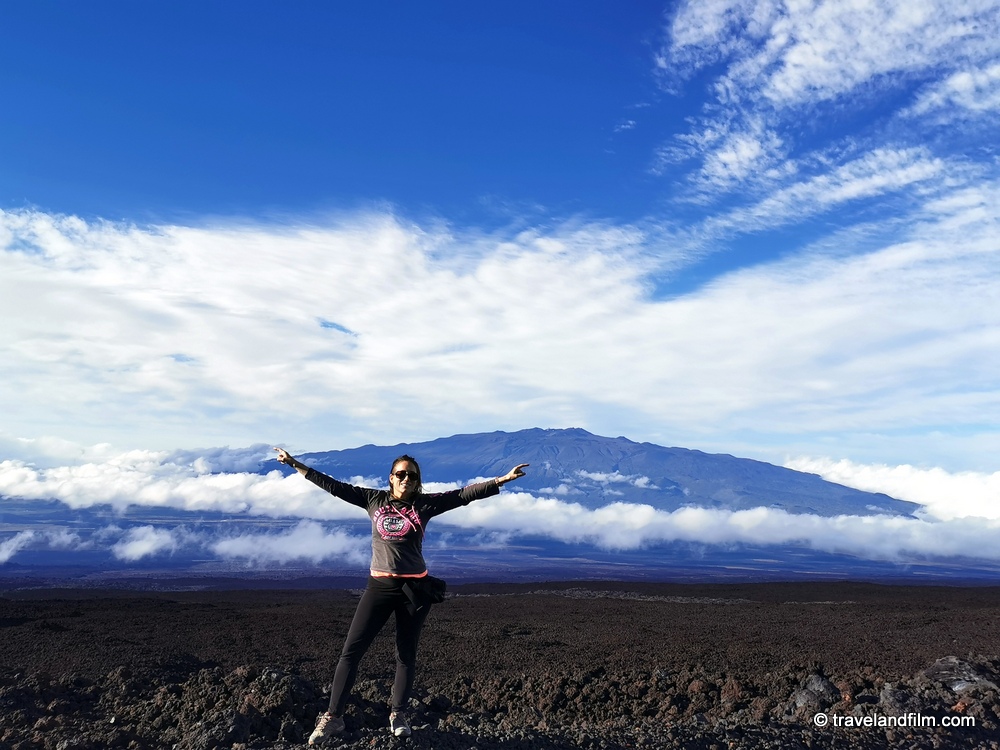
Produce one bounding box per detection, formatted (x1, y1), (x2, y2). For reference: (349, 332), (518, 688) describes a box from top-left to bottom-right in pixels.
(275, 447), (309, 476)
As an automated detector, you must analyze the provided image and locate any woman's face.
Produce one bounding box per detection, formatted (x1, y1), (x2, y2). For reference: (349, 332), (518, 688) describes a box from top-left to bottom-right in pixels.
(389, 460), (419, 501)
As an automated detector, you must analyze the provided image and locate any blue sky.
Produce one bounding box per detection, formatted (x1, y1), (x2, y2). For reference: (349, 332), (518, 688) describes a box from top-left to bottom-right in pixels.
(3, 0), (1000, 520)
(1, 1), (669, 223)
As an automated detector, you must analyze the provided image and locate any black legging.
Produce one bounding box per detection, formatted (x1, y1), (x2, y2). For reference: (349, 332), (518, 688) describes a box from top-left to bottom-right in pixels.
(328, 576), (430, 715)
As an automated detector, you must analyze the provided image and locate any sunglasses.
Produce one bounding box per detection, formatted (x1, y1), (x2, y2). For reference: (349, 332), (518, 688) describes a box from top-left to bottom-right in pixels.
(393, 470), (419, 481)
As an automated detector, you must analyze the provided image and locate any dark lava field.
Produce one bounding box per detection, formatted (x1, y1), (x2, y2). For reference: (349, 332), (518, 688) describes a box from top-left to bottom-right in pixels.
(2, 580), (999, 749)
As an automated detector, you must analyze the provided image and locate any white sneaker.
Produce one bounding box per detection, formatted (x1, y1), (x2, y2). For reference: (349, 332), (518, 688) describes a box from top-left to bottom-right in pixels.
(308, 712), (345, 745)
(389, 711), (411, 737)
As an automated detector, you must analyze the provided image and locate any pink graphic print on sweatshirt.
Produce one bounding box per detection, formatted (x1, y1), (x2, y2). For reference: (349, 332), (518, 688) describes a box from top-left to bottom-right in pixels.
(373, 505), (422, 540)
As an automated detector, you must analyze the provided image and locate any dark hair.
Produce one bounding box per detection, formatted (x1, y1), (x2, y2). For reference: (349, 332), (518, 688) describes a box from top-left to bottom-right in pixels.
(390, 454), (422, 494)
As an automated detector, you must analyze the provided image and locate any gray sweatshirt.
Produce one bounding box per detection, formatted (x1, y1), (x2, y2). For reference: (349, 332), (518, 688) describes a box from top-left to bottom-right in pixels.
(305, 468), (501, 576)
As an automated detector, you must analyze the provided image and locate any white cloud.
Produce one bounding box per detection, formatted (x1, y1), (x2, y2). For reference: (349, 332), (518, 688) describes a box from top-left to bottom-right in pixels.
(210, 521), (370, 565)
(0, 528), (89, 564)
(698, 126), (785, 187)
(111, 525), (185, 561)
(538, 484), (580, 496)
(0, 209), (657, 451)
(665, 0), (1000, 108)
(46, 529), (87, 550)
(656, 0), (1000, 207)
(678, 145), (944, 239)
(785, 457), (1000, 521)
(907, 62), (1000, 118)
(655, 116), (791, 194)
(577, 470), (631, 483)
(576, 470), (658, 489)
(0, 530), (36, 563)
(2, 175), (1000, 469)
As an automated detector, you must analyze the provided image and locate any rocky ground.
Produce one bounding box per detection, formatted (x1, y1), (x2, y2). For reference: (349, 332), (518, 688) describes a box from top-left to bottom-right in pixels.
(1, 580), (999, 749)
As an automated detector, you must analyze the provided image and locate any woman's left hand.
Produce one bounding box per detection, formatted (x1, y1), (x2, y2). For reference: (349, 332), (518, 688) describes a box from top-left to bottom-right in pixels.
(498, 464), (529, 485)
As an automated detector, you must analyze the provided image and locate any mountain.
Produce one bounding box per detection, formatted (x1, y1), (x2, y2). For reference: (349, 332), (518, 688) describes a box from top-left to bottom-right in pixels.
(16, 427), (993, 588)
(275, 427), (918, 518)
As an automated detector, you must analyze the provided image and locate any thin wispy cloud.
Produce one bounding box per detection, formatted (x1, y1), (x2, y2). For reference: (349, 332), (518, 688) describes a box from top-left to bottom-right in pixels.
(906, 62), (1000, 118)
(656, 0), (1000, 207)
(666, 0), (1000, 107)
(0, 528), (86, 564)
(669, 0), (1000, 102)
(576, 470), (658, 490)
(112, 525), (184, 562)
(0, 531), (37, 564)
(685, 147), (945, 240)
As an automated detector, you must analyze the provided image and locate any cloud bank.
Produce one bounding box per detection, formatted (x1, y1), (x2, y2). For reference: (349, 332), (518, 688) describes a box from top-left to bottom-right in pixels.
(210, 521), (370, 566)
(786, 457), (1000, 522)
(444, 493), (1000, 562)
(0, 520), (370, 567)
(0, 447), (373, 521)
(1, 446), (999, 567)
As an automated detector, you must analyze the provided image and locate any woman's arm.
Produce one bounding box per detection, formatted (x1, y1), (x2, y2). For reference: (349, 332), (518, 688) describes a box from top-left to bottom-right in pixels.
(495, 463), (529, 487)
(273, 447), (372, 509)
(274, 447), (309, 476)
(421, 464), (531, 516)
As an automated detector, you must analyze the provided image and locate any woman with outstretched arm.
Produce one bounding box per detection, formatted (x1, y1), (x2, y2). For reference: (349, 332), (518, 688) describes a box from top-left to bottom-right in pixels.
(273, 447), (528, 743)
